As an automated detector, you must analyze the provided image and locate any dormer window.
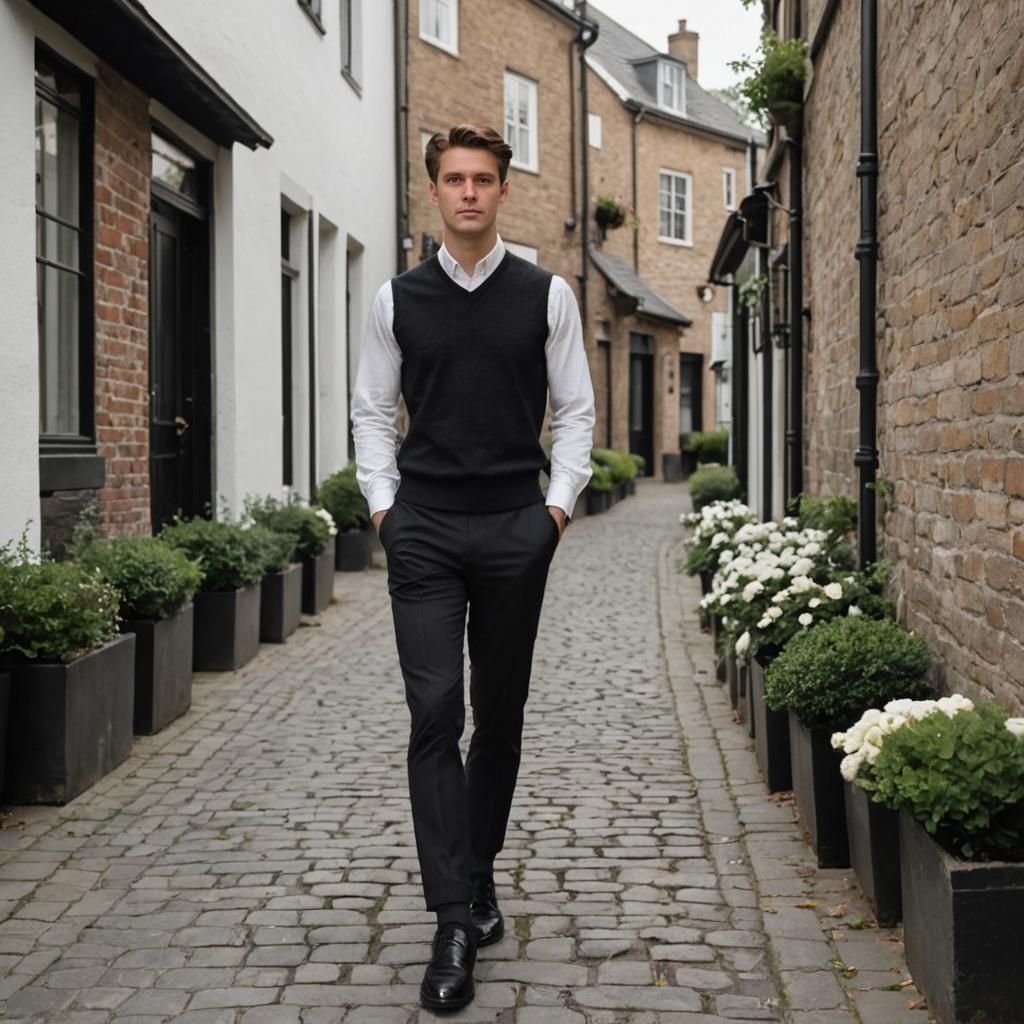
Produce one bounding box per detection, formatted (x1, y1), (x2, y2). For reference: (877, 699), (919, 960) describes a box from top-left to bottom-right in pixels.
(658, 60), (685, 115)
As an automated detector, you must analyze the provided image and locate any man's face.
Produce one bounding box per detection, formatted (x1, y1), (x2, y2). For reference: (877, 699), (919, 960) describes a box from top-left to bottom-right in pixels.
(429, 146), (508, 239)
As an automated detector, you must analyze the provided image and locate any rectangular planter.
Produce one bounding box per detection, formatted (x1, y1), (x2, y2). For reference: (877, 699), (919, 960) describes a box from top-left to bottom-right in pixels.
(710, 615), (726, 682)
(585, 488), (610, 515)
(0, 672), (9, 798)
(789, 711), (850, 867)
(845, 780), (901, 926)
(3, 634), (135, 805)
(626, 478), (636, 496)
(301, 537), (336, 615)
(662, 452), (683, 481)
(698, 569), (713, 597)
(193, 582), (261, 672)
(122, 603), (194, 735)
(750, 656), (792, 792)
(900, 809), (1024, 1024)
(260, 564), (302, 643)
(335, 528), (371, 571)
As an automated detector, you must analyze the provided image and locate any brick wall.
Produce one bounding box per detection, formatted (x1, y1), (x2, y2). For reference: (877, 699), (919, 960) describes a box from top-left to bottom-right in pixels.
(93, 62), (151, 536)
(801, 2), (1024, 708)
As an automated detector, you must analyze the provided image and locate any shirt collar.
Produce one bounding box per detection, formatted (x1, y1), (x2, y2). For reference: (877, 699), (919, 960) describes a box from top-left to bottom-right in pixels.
(437, 234), (505, 282)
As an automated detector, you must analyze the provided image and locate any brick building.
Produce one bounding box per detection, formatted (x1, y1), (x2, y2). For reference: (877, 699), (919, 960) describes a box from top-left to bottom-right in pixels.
(0, 0), (396, 553)
(400, 0), (763, 478)
(709, 1), (1024, 708)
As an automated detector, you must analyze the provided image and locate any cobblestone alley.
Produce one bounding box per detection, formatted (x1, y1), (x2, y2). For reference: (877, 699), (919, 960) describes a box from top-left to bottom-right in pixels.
(0, 482), (930, 1023)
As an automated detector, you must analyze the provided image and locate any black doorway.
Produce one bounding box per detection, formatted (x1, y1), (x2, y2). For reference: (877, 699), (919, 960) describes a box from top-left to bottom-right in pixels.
(149, 131), (211, 530)
(628, 332), (655, 475)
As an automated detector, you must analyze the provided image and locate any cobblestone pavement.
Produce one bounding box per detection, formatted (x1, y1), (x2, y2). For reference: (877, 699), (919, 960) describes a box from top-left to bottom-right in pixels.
(0, 481), (928, 1023)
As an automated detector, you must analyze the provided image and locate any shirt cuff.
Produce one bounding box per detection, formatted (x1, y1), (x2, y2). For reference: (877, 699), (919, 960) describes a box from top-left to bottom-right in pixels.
(545, 481), (577, 520)
(367, 487), (396, 517)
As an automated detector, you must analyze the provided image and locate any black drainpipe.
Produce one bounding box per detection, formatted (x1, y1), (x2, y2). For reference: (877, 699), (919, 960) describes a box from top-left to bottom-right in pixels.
(761, 283), (772, 522)
(393, 0), (410, 275)
(576, 3), (598, 324)
(631, 106), (642, 272)
(785, 130), (804, 502)
(854, 0), (879, 568)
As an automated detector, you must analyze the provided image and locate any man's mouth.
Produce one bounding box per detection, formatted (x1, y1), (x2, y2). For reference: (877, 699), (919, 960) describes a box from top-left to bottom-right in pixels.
(458, 210), (481, 216)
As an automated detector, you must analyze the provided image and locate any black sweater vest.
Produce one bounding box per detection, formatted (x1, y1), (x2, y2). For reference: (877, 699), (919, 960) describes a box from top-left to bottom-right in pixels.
(391, 251), (551, 512)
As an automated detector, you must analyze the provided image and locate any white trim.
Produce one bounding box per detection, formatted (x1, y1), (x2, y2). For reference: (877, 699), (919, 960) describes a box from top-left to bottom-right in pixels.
(722, 167), (737, 211)
(419, 0), (459, 57)
(657, 60), (686, 117)
(585, 54), (630, 103)
(657, 168), (693, 247)
(504, 70), (539, 173)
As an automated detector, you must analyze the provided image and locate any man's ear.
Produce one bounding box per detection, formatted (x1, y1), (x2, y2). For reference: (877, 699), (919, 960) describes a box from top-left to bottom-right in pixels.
(428, 179), (438, 206)
(498, 180), (509, 204)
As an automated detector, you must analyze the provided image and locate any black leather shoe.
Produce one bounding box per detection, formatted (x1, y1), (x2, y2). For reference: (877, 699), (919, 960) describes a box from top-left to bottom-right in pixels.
(419, 921), (476, 1010)
(470, 874), (504, 947)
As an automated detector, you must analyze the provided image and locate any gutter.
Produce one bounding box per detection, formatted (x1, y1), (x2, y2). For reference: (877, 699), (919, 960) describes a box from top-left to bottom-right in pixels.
(575, 3), (599, 325)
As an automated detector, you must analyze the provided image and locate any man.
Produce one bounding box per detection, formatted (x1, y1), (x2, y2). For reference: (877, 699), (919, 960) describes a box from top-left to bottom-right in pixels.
(351, 124), (595, 1011)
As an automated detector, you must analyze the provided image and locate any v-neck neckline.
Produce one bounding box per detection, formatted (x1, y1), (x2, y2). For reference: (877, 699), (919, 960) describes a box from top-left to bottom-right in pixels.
(430, 249), (511, 302)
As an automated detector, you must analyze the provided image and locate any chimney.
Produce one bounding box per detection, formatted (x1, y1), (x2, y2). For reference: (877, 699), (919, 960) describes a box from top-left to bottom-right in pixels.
(668, 18), (699, 81)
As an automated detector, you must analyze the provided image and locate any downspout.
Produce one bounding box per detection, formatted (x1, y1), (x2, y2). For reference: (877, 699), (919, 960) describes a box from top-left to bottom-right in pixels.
(631, 106), (643, 272)
(575, 2), (598, 325)
(394, 0), (410, 275)
(854, 0), (879, 567)
(785, 126), (804, 501)
(761, 277), (772, 522)
(308, 209), (317, 490)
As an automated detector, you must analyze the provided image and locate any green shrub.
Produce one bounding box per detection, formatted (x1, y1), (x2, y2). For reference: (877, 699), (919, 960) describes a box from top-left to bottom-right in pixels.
(591, 447), (637, 483)
(72, 535), (202, 621)
(684, 429), (729, 464)
(860, 701), (1024, 861)
(764, 615), (932, 732)
(0, 536), (120, 663)
(243, 494), (333, 557)
(588, 463), (614, 491)
(315, 464), (370, 533)
(730, 28), (808, 123)
(159, 518), (267, 592)
(689, 465), (741, 510)
(245, 523), (298, 574)
(629, 453), (645, 473)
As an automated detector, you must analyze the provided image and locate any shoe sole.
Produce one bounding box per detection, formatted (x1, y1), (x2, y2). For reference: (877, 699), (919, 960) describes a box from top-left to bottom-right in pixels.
(419, 981), (475, 1010)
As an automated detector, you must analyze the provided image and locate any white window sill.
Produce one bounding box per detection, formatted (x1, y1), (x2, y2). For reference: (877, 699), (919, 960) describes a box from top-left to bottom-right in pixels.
(510, 159), (539, 176)
(658, 235), (693, 248)
(656, 102), (686, 118)
(420, 32), (459, 57)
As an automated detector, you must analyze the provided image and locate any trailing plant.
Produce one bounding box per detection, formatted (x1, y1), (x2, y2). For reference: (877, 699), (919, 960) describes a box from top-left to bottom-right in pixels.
(689, 465), (742, 511)
(739, 273), (767, 309)
(763, 615), (933, 733)
(243, 494), (335, 558)
(854, 700), (1024, 861)
(729, 29), (808, 126)
(159, 517), (267, 592)
(70, 534), (202, 622)
(684, 429), (729, 465)
(0, 534), (120, 663)
(594, 194), (636, 230)
(315, 463), (371, 533)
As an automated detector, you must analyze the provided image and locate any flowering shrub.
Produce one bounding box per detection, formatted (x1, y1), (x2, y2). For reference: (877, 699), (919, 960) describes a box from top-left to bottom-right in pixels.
(680, 499), (757, 577)
(689, 465), (742, 510)
(853, 700), (1024, 861)
(160, 517), (268, 592)
(243, 495), (334, 558)
(762, 615), (932, 732)
(0, 536), (120, 663)
(315, 464), (370, 532)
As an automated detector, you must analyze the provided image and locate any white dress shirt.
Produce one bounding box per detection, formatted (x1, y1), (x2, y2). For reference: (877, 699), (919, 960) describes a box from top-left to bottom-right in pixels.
(350, 234), (595, 519)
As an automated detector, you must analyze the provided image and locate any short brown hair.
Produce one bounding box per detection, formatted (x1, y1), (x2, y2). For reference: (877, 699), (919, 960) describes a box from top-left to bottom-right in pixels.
(424, 124), (513, 184)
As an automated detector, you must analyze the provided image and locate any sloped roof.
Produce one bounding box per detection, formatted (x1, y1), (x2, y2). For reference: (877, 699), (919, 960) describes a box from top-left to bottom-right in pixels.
(587, 4), (765, 147)
(589, 246), (692, 327)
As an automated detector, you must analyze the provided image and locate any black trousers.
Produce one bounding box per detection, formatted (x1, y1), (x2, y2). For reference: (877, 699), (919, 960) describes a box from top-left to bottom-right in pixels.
(379, 494), (560, 909)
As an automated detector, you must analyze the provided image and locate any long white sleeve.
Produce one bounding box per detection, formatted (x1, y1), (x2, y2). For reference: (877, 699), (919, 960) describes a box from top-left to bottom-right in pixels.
(545, 275), (596, 518)
(350, 281), (402, 516)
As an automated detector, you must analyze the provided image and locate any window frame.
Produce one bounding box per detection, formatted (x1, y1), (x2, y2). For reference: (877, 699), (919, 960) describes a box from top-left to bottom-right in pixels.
(420, 0), (459, 57)
(504, 70), (539, 174)
(657, 60), (686, 116)
(35, 41), (96, 453)
(658, 168), (693, 247)
(588, 111), (602, 149)
(723, 167), (737, 211)
(296, 0), (326, 34)
(340, 0), (362, 95)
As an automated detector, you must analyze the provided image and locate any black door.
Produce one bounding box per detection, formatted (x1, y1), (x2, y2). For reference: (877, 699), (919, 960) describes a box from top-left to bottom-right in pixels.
(628, 332), (655, 475)
(149, 194), (211, 529)
(679, 352), (704, 443)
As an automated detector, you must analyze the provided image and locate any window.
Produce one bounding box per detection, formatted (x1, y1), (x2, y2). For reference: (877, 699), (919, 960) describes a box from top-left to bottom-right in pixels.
(658, 60), (685, 115)
(588, 112), (602, 149)
(35, 47), (93, 443)
(504, 71), (538, 173)
(658, 169), (692, 245)
(420, 0), (458, 56)
(505, 241), (538, 264)
(340, 0), (362, 92)
(723, 167), (736, 210)
(297, 0), (325, 33)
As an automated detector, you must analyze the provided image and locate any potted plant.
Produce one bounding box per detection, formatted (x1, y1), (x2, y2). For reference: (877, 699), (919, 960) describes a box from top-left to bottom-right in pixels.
(316, 464), (372, 571)
(680, 498), (757, 597)
(71, 533), (202, 735)
(160, 517), (267, 672)
(248, 525), (302, 645)
(688, 465), (741, 512)
(764, 615), (932, 868)
(854, 698), (1024, 1023)
(729, 29), (807, 134)
(684, 429), (730, 468)
(585, 463), (614, 515)
(0, 536), (132, 804)
(245, 495), (337, 615)
(592, 447), (636, 504)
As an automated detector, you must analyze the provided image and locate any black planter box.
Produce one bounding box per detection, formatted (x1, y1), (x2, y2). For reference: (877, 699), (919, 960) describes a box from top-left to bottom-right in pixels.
(710, 615), (726, 681)
(193, 583), (261, 671)
(845, 780), (901, 926)
(789, 711), (850, 867)
(586, 488), (610, 515)
(302, 536), (336, 615)
(681, 450), (699, 479)
(626, 478), (636, 496)
(122, 604), (194, 735)
(751, 656), (792, 792)
(900, 810), (1024, 1024)
(698, 569), (713, 597)
(335, 528), (371, 571)
(663, 452), (683, 482)
(260, 564), (302, 644)
(4, 634), (135, 805)
(0, 673), (9, 798)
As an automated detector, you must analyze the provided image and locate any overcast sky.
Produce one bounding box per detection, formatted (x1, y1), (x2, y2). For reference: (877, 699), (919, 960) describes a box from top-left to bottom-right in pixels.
(587, 0), (763, 91)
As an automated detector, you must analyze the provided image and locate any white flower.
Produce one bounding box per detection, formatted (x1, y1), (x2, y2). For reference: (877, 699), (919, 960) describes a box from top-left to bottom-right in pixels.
(790, 575), (814, 594)
(735, 631), (751, 656)
(1006, 718), (1024, 738)
(808, 597), (822, 609)
(798, 613), (813, 627)
(824, 582), (844, 601)
(314, 507), (339, 536)
(742, 580), (765, 602)
(766, 606), (784, 621)
(847, 605), (862, 616)
(790, 557), (816, 577)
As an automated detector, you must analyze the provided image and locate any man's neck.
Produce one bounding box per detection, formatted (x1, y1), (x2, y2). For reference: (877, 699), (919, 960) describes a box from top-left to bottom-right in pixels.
(442, 229), (499, 277)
